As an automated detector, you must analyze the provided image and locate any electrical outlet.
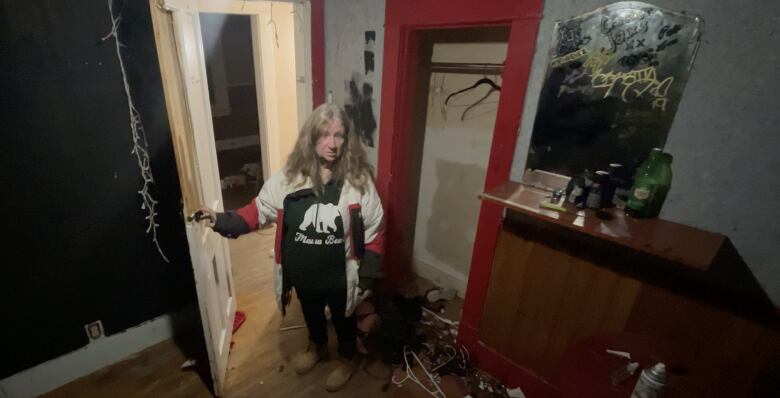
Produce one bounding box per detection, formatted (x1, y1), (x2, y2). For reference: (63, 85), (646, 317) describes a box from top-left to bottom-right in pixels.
(84, 320), (104, 341)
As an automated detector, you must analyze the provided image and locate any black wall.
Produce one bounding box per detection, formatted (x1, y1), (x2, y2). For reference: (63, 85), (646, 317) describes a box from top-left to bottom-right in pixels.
(0, 0), (196, 378)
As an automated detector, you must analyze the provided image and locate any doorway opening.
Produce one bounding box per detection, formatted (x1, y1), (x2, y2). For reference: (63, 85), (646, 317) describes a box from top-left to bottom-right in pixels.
(200, 14), (263, 210)
(196, 2), (309, 394)
(407, 27), (511, 297)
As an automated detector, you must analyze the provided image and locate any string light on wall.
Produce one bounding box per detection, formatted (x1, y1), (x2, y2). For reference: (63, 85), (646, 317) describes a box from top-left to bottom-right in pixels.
(102, 0), (169, 263)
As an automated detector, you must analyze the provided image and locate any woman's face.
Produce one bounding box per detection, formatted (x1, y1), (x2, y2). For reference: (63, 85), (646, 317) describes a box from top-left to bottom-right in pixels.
(315, 118), (346, 164)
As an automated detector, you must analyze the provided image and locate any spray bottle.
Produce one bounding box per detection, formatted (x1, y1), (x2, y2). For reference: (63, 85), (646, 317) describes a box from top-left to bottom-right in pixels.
(630, 362), (668, 398)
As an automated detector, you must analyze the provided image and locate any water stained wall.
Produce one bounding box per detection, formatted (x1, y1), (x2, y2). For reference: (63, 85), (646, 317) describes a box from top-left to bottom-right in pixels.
(411, 41), (507, 296)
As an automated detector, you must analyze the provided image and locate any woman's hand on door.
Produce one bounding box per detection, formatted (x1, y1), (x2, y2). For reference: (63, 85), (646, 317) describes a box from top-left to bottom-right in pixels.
(189, 206), (217, 226)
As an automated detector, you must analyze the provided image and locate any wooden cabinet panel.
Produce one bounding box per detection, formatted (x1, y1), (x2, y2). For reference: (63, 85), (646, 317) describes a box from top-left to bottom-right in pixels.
(624, 285), (780, 397)
(478, 224), (779, 395)
(480, 228), (534, 354)
(481, 225), (641, 378)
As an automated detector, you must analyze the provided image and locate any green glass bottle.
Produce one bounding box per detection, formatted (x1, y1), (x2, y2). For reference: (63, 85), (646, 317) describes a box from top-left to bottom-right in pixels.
(626, 148), (662, 218)
(646, 152), (673, 217)
(634, 148), (662, 179)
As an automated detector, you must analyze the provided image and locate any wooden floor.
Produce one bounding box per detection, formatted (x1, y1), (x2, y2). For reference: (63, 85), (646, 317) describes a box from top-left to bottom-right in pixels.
(44, 227), (405, 397)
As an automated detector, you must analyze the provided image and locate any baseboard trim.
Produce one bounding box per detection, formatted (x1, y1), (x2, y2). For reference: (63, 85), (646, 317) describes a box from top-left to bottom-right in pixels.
(411, 256), (469, 297)
(0, 306), (198, 398)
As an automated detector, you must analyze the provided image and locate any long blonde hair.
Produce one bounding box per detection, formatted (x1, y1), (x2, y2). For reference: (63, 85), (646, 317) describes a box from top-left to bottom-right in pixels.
(285, 103), (375, 195)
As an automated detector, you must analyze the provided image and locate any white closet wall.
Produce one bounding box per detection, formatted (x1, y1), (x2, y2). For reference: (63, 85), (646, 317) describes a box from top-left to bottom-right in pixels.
(411, 42), (508, 296)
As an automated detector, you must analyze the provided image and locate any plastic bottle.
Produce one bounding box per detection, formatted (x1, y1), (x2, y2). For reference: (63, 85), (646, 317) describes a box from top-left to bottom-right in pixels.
(630, 362), (668, 398)
(566, 175), (586, 204)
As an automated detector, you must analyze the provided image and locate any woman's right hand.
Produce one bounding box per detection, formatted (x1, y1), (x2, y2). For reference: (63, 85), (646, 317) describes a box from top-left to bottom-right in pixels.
(191, 206), (217, 225)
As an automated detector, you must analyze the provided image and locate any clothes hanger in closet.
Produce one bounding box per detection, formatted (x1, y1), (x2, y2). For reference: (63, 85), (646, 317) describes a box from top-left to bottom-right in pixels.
(444, 75), (502, 106)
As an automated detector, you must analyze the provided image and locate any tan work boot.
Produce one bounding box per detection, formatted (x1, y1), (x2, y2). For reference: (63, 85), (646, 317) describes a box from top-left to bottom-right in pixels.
(325, 357), (358, 392)
(292, 342), (327, 375)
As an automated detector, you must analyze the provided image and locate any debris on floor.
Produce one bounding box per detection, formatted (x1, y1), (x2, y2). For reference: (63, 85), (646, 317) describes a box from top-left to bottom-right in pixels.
(279, 324), (306, 332)
(180, 359), (197, 370)
(365, 295), (425, 365)
(392, 346), (446, 397)
(425, 287), (457, 303)
(240, 162), (260, 179)
(220, 174), (246, 190)
(360, 287), (519, 398)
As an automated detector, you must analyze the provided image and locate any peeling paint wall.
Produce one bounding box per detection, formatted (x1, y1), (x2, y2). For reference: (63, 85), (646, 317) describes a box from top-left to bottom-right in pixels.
(324, 0), (384, 168)
(511, 0), (780, 303)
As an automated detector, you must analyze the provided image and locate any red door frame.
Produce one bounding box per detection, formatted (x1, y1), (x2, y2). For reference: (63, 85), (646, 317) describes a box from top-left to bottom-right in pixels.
(376, 0), (556, 393)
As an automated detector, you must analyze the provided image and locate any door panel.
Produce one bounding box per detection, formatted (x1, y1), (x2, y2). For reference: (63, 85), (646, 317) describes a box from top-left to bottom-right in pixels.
(152, 0), (315, 395)
(159, 0), (236, 394)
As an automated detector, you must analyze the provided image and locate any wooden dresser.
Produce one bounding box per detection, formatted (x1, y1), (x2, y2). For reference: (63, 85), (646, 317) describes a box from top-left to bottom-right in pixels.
(460, 181), (779, 397)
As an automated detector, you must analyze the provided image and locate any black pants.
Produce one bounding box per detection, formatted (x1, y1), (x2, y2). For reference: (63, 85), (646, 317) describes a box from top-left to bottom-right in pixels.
(296, 288), (356, 360)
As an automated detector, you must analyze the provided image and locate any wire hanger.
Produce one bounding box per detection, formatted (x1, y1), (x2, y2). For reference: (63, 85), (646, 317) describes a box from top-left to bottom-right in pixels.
(444, 76), (501, 105)
(459, 87), (497, 121)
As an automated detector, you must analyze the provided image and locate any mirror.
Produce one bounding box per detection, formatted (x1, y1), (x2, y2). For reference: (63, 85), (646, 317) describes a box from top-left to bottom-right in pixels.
(526, 1), (703, 179)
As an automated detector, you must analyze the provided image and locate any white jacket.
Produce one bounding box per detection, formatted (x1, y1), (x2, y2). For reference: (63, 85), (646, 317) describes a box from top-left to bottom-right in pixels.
(215, 171), (384, 316)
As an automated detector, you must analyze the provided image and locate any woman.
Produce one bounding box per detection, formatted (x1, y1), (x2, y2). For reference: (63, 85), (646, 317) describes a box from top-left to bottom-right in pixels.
(199, 103), (384, 392)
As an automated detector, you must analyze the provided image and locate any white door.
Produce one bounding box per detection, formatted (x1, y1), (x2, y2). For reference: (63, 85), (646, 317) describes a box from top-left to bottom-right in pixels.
(152, 0), (314, 394)
(162, 0), (236, 395)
